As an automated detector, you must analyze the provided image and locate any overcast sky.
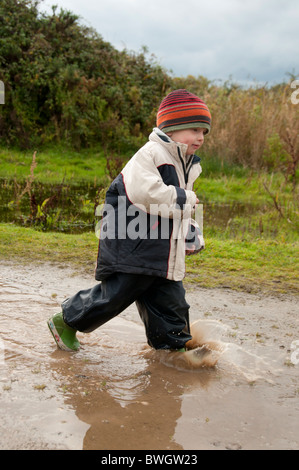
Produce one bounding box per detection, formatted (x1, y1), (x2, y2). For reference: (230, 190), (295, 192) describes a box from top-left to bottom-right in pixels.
(40, 0), (298, 86)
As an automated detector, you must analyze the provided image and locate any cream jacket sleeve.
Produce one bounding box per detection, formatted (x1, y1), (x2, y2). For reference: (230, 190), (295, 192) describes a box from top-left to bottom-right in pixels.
(121, 147), (197, 219)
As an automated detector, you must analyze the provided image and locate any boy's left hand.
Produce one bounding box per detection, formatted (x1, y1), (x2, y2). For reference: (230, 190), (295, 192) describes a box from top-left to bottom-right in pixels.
(185, 245), (196, 255)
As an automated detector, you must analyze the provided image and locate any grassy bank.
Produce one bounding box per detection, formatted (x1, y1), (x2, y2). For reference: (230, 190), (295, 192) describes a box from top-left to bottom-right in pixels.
(1, 145), (298, 206)
(1, 223), (298, 294)
(0, 146), (298, 295)
(0, 146), (110, 184)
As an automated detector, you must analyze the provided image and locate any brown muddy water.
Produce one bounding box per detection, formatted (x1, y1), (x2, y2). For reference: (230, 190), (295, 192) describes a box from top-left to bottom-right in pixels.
(0, 262), (298, 450)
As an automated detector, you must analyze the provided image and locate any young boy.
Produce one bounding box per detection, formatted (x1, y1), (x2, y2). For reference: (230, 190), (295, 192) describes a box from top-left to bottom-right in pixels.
(47, 89), (211, 353)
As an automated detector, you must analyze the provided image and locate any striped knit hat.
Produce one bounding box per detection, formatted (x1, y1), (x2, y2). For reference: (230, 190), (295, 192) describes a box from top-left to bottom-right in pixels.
(156, 89), (211, 134)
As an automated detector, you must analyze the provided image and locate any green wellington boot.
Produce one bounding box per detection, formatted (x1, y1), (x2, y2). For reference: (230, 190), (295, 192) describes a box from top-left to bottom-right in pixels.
(47, 312), (80, 351)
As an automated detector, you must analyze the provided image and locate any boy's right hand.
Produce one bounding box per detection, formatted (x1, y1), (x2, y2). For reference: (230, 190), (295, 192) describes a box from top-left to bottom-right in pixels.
(185, 220), (205, 255)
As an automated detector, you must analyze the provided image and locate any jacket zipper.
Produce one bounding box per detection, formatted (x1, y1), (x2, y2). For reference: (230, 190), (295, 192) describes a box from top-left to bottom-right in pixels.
(177, 147), (188, 185)
(177, 148), (199, 186)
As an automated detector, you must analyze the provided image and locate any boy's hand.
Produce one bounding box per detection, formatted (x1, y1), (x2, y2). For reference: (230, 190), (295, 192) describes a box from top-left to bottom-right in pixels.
(185, 245), (196, 255)
(193, 198), (199, 210)
(185, 218), (205, 255)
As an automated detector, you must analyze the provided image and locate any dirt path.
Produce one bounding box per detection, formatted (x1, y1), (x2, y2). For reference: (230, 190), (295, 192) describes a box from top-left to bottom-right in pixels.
(0, 261), (298, 450)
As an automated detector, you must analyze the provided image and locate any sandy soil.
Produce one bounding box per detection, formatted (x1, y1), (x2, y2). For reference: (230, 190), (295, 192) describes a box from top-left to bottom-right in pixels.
(0, 261), (298, 450)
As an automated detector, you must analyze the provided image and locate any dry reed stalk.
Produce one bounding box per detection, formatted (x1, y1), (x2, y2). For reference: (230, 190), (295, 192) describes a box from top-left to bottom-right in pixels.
(15, 151), (37, 206)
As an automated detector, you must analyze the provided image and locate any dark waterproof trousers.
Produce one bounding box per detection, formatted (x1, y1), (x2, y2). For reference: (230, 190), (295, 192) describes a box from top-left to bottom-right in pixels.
(61, 273), (192, 350)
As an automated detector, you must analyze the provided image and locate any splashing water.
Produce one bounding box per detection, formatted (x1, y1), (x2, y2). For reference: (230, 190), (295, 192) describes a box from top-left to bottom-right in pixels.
(155, 319), (276, 381)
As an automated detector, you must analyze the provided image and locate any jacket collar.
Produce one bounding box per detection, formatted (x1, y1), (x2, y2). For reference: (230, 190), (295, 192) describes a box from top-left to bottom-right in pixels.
(149, 128), (201, 164)
(149, 128), (189, 160)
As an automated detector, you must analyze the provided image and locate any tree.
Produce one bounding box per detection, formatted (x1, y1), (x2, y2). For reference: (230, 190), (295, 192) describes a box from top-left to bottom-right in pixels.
(0, 0), (170, 149)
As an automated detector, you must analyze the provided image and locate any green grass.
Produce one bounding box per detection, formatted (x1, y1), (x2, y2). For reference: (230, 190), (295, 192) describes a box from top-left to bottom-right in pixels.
(0, 144), (295, 200)
(185, 236), (299, 294)
(194, 173), (296, 205)
(0, 145), (109, 184)
(1, 223), (298, 295)
(1, 144), (296, 207)
(0, 223), (98, 271)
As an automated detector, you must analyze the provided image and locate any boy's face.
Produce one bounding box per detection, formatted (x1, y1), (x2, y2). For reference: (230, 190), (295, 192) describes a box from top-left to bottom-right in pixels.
(169, 128), (206, 155)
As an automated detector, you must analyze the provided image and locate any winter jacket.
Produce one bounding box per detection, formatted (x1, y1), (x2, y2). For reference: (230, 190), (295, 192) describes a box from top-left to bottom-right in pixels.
(95, 128), (203, 282)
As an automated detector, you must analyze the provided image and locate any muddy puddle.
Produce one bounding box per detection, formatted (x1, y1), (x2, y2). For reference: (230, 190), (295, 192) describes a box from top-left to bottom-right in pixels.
(0, 262), (298, 450)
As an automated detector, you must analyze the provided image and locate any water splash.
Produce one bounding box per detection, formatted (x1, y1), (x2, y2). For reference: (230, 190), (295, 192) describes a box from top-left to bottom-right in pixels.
(154, 319), (276, 381)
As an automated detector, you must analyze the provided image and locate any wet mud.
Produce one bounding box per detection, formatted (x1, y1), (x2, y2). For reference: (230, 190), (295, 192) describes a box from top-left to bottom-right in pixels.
(0, 261), (298, 450)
